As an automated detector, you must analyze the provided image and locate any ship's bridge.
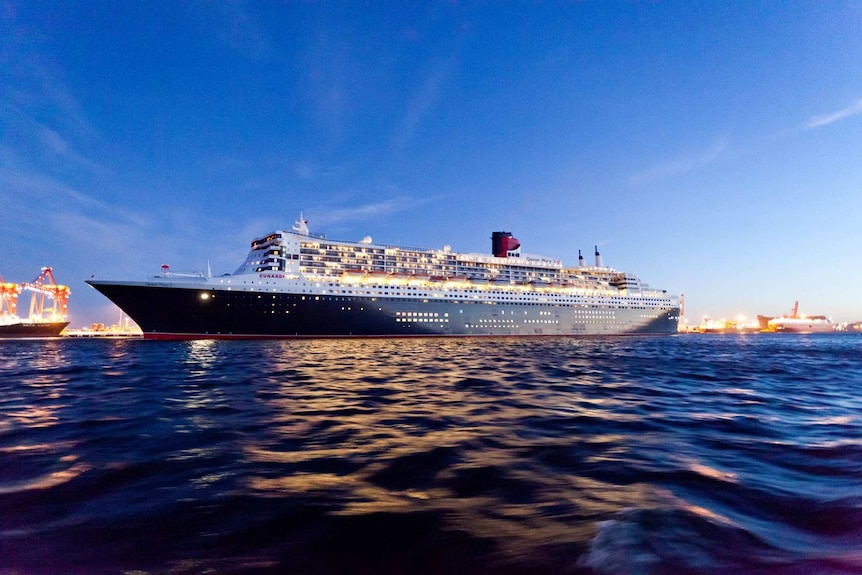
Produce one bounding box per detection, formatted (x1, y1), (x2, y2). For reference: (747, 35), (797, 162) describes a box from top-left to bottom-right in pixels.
(234, 230), (303, 275)
(609, 272), (645, 295)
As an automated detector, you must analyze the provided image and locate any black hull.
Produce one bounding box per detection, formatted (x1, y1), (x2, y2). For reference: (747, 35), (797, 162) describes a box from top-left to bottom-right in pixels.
(0, 321), (70, 338)
(88, 281), (678, 340)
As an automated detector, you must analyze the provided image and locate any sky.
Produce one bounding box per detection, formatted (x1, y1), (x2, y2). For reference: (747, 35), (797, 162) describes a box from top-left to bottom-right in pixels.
(2, 1), (862, 328)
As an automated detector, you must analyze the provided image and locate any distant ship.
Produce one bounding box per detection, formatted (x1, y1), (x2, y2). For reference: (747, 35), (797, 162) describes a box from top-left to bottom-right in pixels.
(765, 301), (834, 333)
(0, 321), (70, 338)
(0, 268), (70, 338)
(87, 214), (680, 340)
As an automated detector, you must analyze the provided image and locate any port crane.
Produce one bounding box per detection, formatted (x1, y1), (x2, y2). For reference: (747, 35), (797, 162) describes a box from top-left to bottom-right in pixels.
(21, 267), (70, 322)
(0, 275), (23, 318)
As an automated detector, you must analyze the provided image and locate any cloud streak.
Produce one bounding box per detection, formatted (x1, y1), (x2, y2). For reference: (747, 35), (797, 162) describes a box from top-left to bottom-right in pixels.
(1, 89), (104, 176)
(629, 139), (727, 185)
(804, 99), (862, 130)
(0, 168), (128, 219)
(313, 197), (419, 227)
(392, 57), (456, 150)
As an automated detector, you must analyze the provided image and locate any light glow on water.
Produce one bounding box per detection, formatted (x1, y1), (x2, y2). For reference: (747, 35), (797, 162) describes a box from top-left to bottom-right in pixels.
(1, 334), (861, 573)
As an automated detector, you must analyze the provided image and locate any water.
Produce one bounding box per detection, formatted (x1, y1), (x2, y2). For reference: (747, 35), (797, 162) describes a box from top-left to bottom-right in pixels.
(1, 334), (861, 575)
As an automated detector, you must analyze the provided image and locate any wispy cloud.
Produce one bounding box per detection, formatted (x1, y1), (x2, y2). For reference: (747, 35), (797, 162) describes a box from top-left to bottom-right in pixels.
(629, 139), (727, 185)
(0, 168), (155, 282)
(0, 168), (147, 228)
(291, 160), (341, 182)
(2, 46), (94, 141)
(212, 0), (271, 59)
(181, 0), (271, 60)
(804, 99), (862, 130)
(392, 57), (456, 150)
(1, 82), (103, 176)
(0, 166), (245, 279)
(313, 197), (419, 227)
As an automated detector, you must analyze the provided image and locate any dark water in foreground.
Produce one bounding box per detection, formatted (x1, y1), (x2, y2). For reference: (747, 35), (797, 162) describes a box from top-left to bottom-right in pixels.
(1, 334), (861, 575)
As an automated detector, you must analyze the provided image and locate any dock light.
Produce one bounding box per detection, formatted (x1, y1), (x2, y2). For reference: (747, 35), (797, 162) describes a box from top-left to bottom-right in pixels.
(200, 292), (210, 300)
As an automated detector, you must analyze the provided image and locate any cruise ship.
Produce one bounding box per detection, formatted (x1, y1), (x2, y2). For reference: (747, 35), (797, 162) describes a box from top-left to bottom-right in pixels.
(87, 215), (680, 339)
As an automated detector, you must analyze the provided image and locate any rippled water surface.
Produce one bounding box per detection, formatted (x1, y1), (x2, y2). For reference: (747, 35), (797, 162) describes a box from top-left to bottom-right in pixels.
(2, 334), (862, 574)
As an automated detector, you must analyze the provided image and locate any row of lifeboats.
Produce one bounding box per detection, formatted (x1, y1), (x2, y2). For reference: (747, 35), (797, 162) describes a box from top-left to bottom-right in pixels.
(338, 269), (601, 293)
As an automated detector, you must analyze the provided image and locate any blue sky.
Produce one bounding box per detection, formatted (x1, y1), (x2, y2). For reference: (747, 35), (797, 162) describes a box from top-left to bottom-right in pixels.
(2, 1), (861, 327)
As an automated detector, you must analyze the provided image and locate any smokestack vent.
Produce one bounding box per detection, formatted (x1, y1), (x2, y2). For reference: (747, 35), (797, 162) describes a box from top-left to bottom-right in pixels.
(491, 232), (521, 257)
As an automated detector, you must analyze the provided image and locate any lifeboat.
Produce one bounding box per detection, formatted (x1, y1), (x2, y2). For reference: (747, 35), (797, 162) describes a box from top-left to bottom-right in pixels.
(342, 269), (367, 282)
(366, 270), (390, 284)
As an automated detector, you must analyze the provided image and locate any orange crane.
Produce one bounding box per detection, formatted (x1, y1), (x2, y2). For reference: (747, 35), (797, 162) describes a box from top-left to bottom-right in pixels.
(0, 275), (23, 317)
(21, 267), (70, 322)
